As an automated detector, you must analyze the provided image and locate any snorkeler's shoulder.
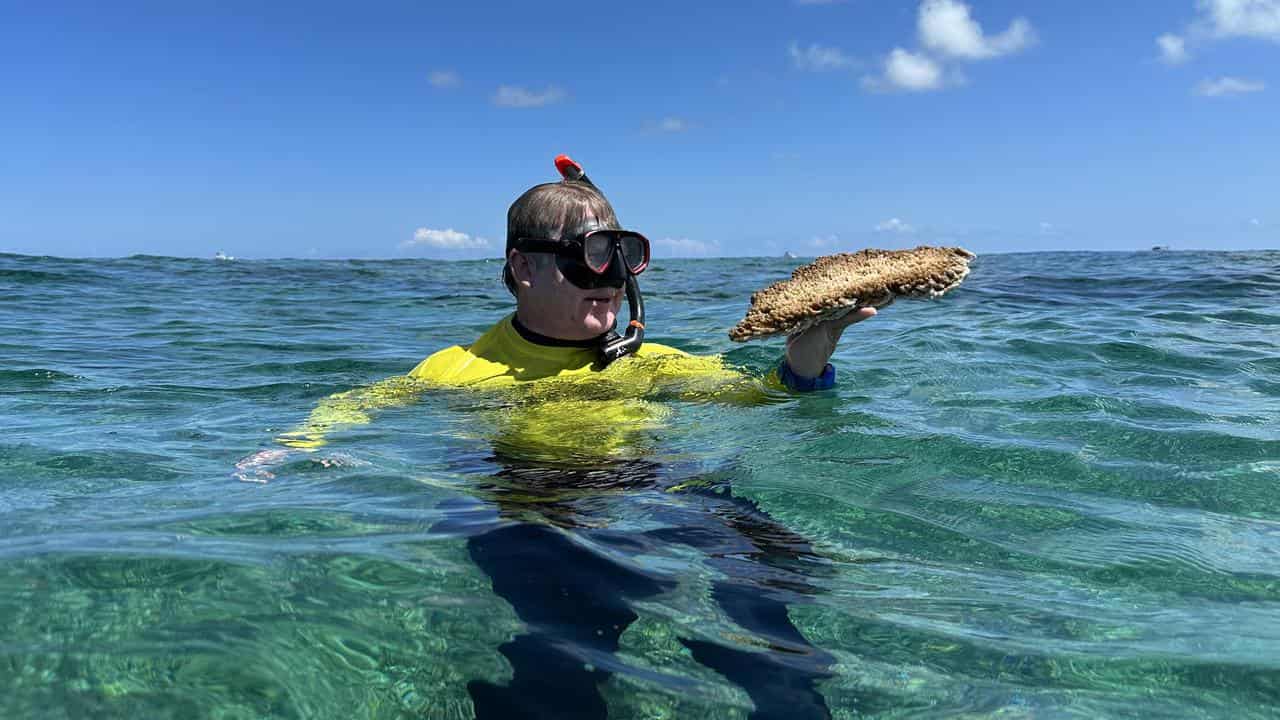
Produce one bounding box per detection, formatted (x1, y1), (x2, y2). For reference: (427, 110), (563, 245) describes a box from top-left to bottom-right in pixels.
(408, 328), (494, 383)
(408, 344), (470, 381)
(406, 318), (520, 386)
(408, 343), (519, 387)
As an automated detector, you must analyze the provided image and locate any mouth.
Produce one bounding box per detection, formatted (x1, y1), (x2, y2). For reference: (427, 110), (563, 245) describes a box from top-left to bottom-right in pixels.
(584, 292), (621, 304)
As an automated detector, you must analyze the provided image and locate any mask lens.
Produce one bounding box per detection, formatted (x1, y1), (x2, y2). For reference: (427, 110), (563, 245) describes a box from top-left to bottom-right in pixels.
(583, 232), (616, 273)
(619, 234), (648, 273)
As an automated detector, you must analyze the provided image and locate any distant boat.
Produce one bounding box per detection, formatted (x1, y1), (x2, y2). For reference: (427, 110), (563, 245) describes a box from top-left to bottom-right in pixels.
(214, 251), (235, 261)
(1150, 245), (1169, 252)
(783, 251), (797, 260)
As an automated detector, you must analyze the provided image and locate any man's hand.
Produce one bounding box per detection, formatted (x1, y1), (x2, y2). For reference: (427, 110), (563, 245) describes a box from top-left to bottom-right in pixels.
(784, 305), (881, 379)
(233, 448), (295, 483)
(233, 448), (367, 483)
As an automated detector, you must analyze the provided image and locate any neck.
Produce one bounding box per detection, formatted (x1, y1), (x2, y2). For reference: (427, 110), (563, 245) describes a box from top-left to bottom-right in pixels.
(512, 310), (606, 348)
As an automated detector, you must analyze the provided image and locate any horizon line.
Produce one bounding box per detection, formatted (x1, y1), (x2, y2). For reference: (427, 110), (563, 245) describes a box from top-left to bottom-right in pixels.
(3, 247), (1277, 262)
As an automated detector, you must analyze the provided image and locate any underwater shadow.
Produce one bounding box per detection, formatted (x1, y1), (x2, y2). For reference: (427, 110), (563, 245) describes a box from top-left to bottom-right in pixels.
(432, 453), (840, 719)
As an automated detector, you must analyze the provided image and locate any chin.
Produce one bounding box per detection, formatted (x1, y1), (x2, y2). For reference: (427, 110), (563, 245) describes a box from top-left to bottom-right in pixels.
(581, 311), (616, 334)
(563, 292), (622, 335)
(577, 300), (619, 336)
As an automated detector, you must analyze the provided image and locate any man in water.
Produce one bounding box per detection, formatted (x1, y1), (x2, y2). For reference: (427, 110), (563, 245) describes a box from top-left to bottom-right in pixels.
(415, 176), (874, 389)
(248, 166), (873, 452)
(240, 160), (877, 718)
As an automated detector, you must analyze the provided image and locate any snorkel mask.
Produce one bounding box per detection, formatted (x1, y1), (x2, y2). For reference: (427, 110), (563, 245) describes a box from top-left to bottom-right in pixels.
(514, 228), (650, 291)
(514, 154), (647, 366)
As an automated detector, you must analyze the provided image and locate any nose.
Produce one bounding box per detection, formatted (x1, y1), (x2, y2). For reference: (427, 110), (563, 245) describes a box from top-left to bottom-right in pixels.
(600, 247), (627, 288)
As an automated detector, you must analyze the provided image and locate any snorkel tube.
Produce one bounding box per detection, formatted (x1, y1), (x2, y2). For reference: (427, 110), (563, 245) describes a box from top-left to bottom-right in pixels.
(554, 154), (646, 366)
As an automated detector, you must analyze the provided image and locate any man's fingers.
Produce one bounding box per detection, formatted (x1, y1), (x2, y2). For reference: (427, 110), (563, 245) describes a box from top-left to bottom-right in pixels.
(235, 448), (290, 470)
(233, 448), (294, 483)
(831, 306), (877, 332)
(234, 469), (274, 484)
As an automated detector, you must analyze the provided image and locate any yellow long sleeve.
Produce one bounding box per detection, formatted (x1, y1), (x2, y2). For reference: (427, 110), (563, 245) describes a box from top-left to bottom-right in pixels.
(275, 315), (787, 452)
(276, 375), (433, 449)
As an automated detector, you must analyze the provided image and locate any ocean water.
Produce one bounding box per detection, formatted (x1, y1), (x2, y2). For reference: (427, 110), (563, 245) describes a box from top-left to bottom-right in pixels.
(1, 249), (1278, 719)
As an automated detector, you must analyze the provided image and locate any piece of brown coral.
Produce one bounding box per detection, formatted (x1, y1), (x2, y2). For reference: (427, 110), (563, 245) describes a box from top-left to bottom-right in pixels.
(728, 246), (976, 341)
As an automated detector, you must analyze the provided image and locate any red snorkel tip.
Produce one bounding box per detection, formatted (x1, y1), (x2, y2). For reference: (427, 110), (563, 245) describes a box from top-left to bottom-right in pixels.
(555, 154), (585, 181)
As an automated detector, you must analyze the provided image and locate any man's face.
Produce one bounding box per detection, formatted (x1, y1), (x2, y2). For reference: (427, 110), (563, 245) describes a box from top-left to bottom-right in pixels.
(519, 252), (624, 340)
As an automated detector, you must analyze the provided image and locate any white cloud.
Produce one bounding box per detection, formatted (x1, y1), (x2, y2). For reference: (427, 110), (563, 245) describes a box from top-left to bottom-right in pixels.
(1157, 33), (1191, 64)
(789, 42), (857, 71)
(918, 0), (1036, 60)
(1199, 0), (1280, 41)
(1157, 1), (1280, 69)
(652, 117), (691, 133)
(402, 227), (489, 250)
(1250, 218), (1263, 226)
(1039, 221), (1054, 233)
(1195, 76), (1266, 95)
(808, 234), (840, 249)
(491, 85), (567, 108)
(654, 237), (720, 257)
(875, 217), (916, 233)
(427, 70), (460, 88)
(862, 48), (945, 92)
(859, 1), (1034, 93)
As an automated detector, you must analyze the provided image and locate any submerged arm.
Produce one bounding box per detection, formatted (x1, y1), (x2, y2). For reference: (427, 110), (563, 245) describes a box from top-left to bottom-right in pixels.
(276, 374), (433, 449)
(234, 374), (432, 482)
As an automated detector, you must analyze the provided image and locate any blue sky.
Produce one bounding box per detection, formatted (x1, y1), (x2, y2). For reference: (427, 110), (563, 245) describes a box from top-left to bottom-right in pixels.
(1, 0), (1276, 259)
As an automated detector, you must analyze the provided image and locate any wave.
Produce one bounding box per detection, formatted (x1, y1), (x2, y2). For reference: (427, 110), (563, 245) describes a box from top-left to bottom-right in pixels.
(0, 368), (85, 388)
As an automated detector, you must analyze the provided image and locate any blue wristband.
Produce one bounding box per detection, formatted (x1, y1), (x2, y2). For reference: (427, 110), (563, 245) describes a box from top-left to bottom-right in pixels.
(778, 359), (835, 392)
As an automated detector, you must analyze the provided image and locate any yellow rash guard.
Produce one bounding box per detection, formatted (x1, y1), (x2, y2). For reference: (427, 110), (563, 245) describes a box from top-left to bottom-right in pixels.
(276, 314), (782, 455)
(409, 313), (718, 387)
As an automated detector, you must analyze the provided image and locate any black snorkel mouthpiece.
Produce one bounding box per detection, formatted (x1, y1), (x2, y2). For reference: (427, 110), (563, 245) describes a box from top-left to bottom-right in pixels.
(553, 154), (646, 367)
(599, 273), (645, 366)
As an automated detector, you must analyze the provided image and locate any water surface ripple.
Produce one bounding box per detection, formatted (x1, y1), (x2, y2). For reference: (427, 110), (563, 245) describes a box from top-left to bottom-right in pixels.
(1, 250), (1278, 719)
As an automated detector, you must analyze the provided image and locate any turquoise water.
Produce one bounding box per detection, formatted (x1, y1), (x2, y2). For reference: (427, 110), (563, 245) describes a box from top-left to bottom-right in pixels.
(2, 250), (1278, 719)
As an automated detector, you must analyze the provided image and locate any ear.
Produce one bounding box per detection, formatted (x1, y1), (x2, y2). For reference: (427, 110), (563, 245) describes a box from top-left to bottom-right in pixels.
(508, 249), (536, 290)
